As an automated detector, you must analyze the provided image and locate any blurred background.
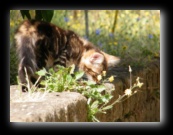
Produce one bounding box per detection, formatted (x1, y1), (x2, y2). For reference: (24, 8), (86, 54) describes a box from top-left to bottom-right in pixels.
(10, 10), (160, 85)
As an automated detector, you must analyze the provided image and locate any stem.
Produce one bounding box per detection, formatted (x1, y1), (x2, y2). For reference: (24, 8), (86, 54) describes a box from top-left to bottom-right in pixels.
(84, 10), (89, 39)
(130, 70), (132, 88)
(31, 75), (43, 92)
(111, 10), (119, 33)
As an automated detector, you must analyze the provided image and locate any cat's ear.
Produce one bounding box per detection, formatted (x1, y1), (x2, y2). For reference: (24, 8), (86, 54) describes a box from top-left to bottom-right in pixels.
(89, 52), (104, 64)
(102, 51), (120, 67)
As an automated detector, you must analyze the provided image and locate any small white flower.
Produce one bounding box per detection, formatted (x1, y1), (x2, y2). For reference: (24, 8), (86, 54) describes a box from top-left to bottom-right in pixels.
(97, 75), (102, 81)
(136, 77), (144, 88)
(102, 71), (106, 77)
(136, 77), (140, 82)
(124, 89), (132, 96)
(129, 65), (132, 72)
(137, 82), (144, 88)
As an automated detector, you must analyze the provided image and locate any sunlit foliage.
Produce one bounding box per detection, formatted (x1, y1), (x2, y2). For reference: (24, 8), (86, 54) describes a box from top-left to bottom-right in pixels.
(10, 10), (160, 84)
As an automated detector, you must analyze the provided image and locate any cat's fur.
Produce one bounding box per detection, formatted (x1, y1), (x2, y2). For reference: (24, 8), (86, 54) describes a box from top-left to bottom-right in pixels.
(14, 20), (120, 92)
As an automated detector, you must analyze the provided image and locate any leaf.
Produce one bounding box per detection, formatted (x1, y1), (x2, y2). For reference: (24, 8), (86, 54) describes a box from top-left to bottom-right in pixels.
(95, 85), (106, 92)
(100, 97), (109, 103)
(35, 10), (42, 21)
(74, 71), (84, 80)
(104, 94), (113, 100)
(36, 68), (47, 76)
(100, 95), (113, 103)
(49, 68), (55, 74)
(92, 116), (100, 122)
(87, 97), (91, 105)
(101, 105), (113, 111)
(86, 80), (96, 85)
(20, 10), (31, 19)
(41, 10), (54, 22)
(90, 100), (99, 109)
(40, 80), (46, 85)
(66, 74), (73, 83)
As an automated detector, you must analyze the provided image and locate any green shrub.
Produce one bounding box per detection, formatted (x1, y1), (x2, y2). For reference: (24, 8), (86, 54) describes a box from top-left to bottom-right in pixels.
(10, 44), (18, 85)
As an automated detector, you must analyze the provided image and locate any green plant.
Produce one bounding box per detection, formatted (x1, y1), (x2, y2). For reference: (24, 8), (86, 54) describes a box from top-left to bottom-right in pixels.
(17, 64), (144, 122)
(36, 65), (85, 92)
(20, 10), (54, 22)
(13, 67), (49, 103)
(35, 65), (116, 122)
(10, 44), (18, 85)
(17, 67), (44, 94)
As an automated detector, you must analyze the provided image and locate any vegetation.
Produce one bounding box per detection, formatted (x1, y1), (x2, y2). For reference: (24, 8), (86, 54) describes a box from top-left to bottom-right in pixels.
(10, 10), (158, 121)
(10, 10), (160, 85)
(16, 64), (143, 122)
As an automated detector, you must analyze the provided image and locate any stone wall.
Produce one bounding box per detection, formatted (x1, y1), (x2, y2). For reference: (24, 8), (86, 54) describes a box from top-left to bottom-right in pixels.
(10, 60), (160, 122)
(97, 60), (160, 122)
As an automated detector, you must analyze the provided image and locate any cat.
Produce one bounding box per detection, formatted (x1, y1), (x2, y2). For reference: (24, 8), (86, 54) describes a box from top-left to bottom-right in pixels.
(14, 20), (120, 92)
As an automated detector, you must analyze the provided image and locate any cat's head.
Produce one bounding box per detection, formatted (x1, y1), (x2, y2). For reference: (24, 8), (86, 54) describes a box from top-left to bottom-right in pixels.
(79, 49), (120, 82)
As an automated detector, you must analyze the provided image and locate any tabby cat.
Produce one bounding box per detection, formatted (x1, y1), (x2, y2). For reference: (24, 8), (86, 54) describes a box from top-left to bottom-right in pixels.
(14, 20), (120, 92)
